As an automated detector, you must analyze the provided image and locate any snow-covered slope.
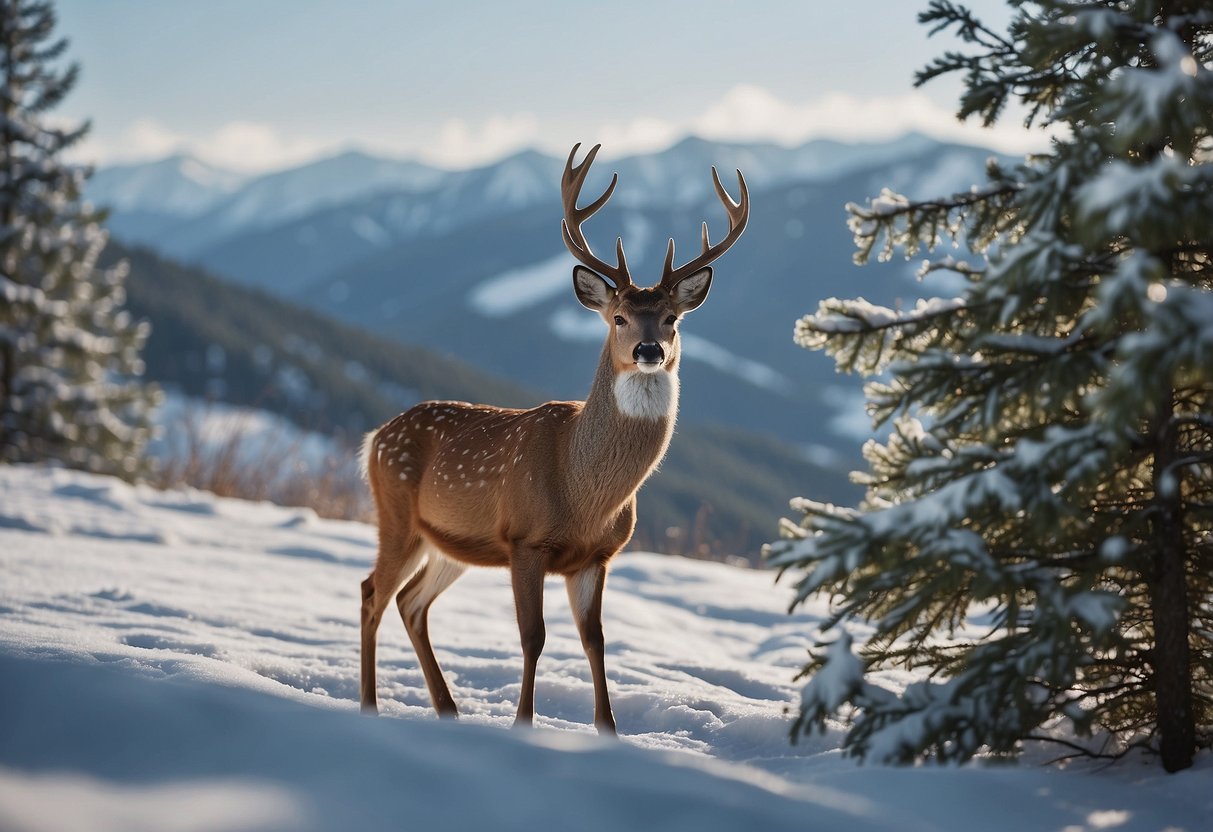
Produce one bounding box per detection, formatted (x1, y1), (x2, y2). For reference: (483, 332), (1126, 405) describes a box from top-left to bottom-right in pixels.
(159, 150), (449, 254)
(86, 154), (247, 217)
(1, 465), (1207, 831)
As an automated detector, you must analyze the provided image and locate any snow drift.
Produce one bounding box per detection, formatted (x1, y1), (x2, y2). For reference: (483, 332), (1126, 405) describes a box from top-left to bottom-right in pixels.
(0, 466), (1206, 831)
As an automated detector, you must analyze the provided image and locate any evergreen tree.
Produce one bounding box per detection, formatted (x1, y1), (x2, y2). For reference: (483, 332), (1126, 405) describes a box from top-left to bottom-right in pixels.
(770, 0), (1212, 773)
(0, 0), (156, 476)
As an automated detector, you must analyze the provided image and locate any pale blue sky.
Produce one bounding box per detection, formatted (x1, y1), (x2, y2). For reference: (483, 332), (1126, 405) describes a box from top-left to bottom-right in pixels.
(56, 0), (1028, 172)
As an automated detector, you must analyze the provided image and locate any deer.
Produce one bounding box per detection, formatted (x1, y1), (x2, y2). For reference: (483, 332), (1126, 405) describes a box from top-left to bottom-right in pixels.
(359, 143), (749, 734)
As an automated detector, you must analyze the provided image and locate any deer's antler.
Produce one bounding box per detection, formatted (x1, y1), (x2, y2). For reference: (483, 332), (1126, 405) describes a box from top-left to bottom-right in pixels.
(660, 167), (749, 289)
(561, 143), (632, 289)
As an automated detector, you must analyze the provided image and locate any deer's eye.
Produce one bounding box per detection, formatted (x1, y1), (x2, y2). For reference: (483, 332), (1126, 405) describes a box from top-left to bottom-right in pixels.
(665, 315), (677, 326)
(614, 315), (626, 326)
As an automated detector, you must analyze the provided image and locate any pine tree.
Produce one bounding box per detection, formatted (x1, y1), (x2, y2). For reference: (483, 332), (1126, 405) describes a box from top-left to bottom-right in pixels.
(0, 0), (157, 477)
(769, 0), (1212, 773)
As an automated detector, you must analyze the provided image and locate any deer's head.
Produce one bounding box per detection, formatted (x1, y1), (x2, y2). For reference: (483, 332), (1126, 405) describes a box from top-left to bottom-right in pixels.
(561, 143), (749, 376)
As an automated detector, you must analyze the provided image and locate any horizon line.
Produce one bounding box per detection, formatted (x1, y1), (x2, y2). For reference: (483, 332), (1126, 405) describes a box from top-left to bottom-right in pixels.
(82, 127), (1043, 180)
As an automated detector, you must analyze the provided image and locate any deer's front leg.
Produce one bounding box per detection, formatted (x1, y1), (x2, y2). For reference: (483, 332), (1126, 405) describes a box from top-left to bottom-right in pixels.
(566, 560), (616, 735)
(510, 549), (547, 727)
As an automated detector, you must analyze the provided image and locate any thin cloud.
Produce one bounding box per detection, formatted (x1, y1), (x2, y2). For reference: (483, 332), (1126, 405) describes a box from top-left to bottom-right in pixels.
(76, 84), (1054, 173)
(686, 84), (1054, 154)
(122, 118), (184, 159)
(525, 85), (1054, 163)
(203, 122), (333, 172)
(424, 113), (542, 167)
(78, 118), (336, 173)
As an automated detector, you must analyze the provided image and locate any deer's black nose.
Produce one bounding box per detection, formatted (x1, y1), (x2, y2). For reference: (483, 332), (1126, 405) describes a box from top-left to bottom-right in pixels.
(633, 342), (664, 364)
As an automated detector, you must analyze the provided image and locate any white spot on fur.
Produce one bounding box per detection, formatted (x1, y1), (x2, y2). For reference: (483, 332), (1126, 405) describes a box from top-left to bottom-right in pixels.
(613, 369), (677, 420)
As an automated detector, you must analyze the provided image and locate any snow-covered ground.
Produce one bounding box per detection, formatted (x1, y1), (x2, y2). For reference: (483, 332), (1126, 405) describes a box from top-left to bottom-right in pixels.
(0, 465), (1207, 832)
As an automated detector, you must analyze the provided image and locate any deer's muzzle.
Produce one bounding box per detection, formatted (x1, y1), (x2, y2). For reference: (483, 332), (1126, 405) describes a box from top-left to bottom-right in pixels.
(633, 342), (664, 368)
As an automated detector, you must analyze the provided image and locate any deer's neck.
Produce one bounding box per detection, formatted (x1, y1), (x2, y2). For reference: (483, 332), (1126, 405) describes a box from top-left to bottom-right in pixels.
(570, 344), (678, 513)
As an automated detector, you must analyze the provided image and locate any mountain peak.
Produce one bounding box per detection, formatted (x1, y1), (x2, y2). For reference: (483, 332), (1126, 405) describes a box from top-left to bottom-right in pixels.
(86, 154), (245, 215)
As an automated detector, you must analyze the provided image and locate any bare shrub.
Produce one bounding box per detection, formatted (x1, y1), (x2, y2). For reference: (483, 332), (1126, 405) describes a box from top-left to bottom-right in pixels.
(152, 402), (371, 522)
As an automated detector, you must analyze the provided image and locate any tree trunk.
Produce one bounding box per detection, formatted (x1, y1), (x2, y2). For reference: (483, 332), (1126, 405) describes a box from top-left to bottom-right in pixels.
(1149, 391), (1195, 773)
(0, 341), (10, 455)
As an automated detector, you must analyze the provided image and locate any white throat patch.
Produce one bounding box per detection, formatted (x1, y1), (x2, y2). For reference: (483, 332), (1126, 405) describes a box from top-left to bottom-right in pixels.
(613, 369), (677, 421)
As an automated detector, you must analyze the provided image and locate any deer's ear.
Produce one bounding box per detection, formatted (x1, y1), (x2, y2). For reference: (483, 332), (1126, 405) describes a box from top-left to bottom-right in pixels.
(672, 268), (712, 313)
(573, 266), (615, 311)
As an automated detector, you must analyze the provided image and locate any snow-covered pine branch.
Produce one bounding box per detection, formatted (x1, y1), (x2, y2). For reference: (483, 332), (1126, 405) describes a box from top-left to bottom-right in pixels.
(847, 177), (1021, 267)
(796, 296), (969, 378)
(773, 0), (1213, 773)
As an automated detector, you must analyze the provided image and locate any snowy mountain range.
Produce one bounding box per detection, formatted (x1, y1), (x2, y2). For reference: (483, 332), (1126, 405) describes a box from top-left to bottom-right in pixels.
(89, 135), (947, 250)
(89, 135), (1008, 457)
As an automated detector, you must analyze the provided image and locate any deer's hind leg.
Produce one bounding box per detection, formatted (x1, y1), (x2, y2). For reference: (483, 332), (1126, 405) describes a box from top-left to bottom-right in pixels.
(360, 523), (425, 715)
(395, 547), (467, 717)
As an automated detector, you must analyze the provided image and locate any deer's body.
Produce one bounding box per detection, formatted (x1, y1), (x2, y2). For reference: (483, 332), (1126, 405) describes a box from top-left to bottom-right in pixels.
(360, 144), (747, 732)
(363, 352), (676, 571)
